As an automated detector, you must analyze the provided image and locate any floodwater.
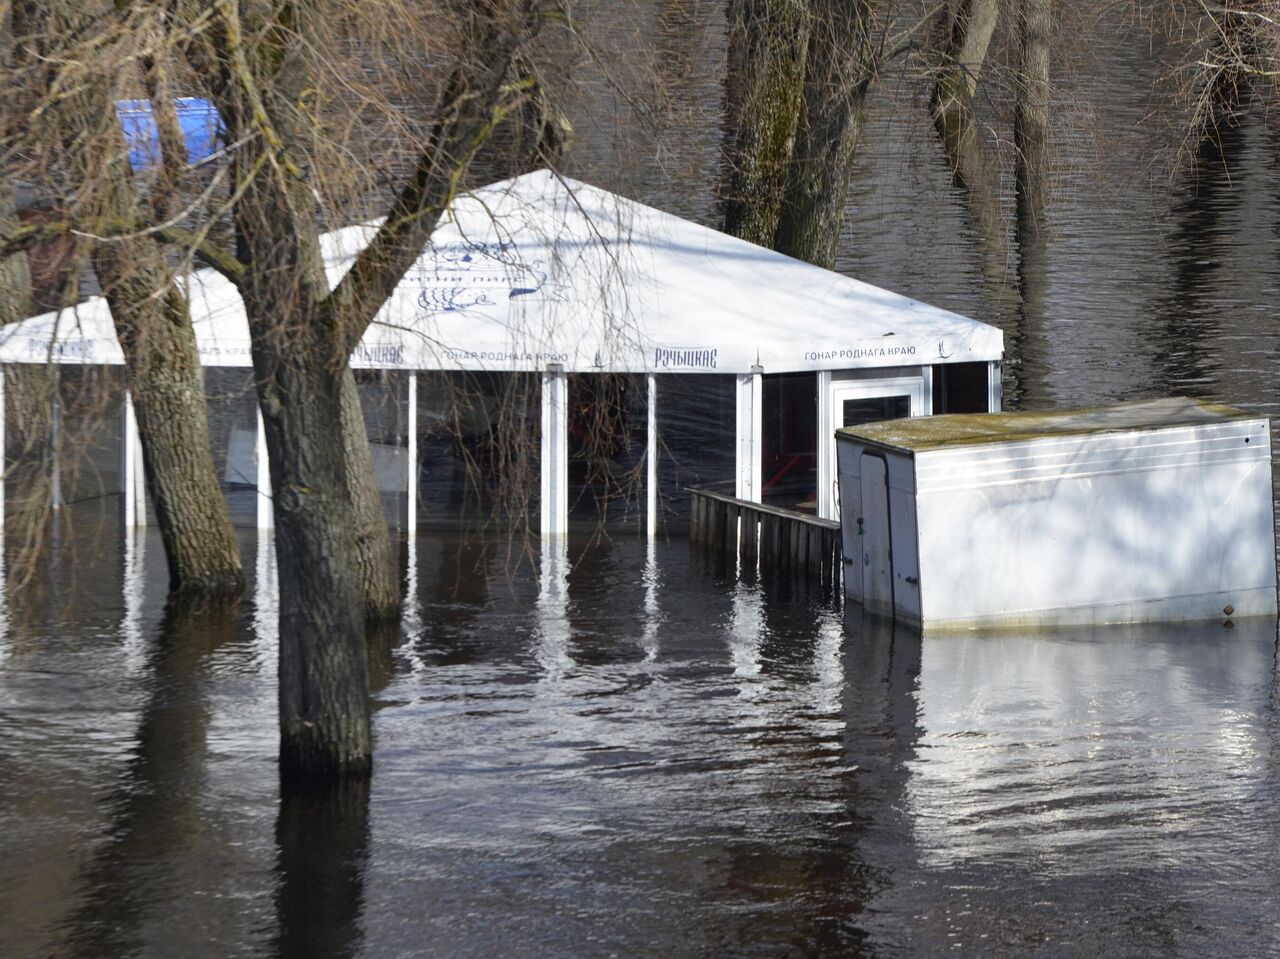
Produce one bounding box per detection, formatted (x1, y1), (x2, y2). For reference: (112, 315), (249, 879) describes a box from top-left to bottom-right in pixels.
(8, 2), (1280, 957)
(3, 528), (1279, 958)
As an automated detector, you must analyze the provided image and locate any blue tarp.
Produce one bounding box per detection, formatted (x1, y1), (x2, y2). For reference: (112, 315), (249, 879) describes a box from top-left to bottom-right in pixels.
(114, 98), (222, 169)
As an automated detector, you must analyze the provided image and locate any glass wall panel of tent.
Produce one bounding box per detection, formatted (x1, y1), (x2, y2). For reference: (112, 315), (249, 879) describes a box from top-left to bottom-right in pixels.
(204, 367), (260, 527)
(654, 373), (735, 533)
(3, 365), (127, 526)
(566, 373), (648, 531)
(353, 370), (410, 531)
(761, 372), (818, 514)
(932, 361), (992, 414)
(415, 371), (541, 531)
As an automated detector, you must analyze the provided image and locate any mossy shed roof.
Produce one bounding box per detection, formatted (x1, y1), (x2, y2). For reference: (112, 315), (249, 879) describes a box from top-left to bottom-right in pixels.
(838, 397), (1258, 453)
(0, 170), (1003, 375)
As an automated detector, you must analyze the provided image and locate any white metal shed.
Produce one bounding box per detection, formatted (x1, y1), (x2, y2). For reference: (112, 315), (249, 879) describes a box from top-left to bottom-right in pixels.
(1, 171), (1004, 534)
(837, 397), (1278, 629)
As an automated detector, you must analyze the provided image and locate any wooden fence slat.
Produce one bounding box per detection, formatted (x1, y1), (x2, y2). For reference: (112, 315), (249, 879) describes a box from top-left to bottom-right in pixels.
(741, 508), (758, 558)
(687, 487), (842, 586)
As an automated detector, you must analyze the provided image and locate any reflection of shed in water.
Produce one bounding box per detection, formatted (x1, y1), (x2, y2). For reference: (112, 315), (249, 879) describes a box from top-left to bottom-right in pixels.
(0, 171), (1003, 534)
(836, 398), (1278, 629)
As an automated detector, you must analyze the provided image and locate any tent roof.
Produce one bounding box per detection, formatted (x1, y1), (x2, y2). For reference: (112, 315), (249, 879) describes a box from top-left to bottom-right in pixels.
(838, 397), (1257, 453)
(0, 170), (1003, 375)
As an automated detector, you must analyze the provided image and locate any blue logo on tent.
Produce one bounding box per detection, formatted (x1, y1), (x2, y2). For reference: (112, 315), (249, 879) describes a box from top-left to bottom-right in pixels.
(114, 98), (222, 169)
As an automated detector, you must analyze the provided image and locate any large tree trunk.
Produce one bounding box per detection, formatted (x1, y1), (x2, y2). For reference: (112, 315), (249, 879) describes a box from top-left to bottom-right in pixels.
(92, 243), (246, 595)
(1012, 0), (1052, 407)
(931, 0), (1001, 203)
(81, 131), (244, 596)
(0, 179), (51, 457)
(24, 2), (245, 597)
(221, 16), (374, 776)
(773, 0), (876, 269)
(931, 0), (999, 157)
(0, 178), (34, 325)
(930, 0), (1013, 313)
(340, 369), (401, 622)
(0, 178), (55, 553)
(190, 0), (536, 778)
(256, 345), (372, 779)
(1, 20), (56, 560)
(720, 0), (811, 245)
(1014, 0), (1050, 246)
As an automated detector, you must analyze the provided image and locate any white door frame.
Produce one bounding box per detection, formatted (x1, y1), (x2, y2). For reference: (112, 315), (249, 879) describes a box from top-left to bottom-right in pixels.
(817, 370), (928, 520)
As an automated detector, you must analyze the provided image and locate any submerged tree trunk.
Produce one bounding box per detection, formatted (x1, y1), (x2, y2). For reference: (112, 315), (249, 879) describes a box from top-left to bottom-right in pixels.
(1014, 0), (1050, 246)
(1011, 0), (1052, 406)
(93, 246), (246, 595)
(19, 2), (245, 597)
(1, 17), (55, 557)
(256, 343), (372, 779)
(340, 369), (401, 622)
(83, 141), (244, 597)
(773, 0), (876, 269)
(720, 0), (811, 245)
(182, 0), (538, 778)
(1189, 5), (1257, 149)
(931, 0), (1013, 305)
(931, 0), (999, 178)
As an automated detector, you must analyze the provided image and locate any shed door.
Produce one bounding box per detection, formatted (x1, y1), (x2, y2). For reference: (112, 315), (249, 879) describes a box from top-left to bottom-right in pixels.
(859, 452), (894, 618)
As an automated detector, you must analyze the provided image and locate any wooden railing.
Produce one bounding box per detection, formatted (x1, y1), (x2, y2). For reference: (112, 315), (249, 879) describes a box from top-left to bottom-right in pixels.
(689, 487), (843, 588)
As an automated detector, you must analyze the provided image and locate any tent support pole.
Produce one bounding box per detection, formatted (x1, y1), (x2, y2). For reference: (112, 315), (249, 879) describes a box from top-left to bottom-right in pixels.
(122, 389), (146, 527)
(407, 372), (418, 533)
(646, 374), (657, 537)
(540, 364), (568, 537)
(256, 406), (273, 530)
(816, 371), (834, 519)
(988, 361), (1002, 412)
(735, 368), (762, 503)
(49, 368), (60, 512)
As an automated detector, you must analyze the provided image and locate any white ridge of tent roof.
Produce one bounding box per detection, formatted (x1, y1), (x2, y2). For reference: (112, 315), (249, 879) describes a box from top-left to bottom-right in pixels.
(0, 170), (1003, 375)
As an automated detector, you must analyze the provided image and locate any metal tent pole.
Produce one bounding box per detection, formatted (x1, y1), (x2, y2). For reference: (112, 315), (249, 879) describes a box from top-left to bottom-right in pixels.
(256, 406), (274, 530)
(407, 372), (418, 532)
(540, 364), (568, 537)
(736, 368), (762, 503)
(122, 390), (146, 527)
(646, 374), (657, 537)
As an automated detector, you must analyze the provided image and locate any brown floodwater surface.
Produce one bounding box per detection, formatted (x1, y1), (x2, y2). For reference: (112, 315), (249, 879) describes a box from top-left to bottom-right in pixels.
(1, 527), (1278, 957)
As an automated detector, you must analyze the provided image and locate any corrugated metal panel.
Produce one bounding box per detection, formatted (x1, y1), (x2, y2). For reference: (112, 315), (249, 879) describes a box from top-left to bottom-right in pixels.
(915, 421), (1268, 493)
(914, 419), (1276, 626)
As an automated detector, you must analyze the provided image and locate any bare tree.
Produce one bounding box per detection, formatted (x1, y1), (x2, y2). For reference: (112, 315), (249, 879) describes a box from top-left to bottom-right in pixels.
(720, 0), (811, 246)
(930, 0), (1007, 254)
(164, 0), (552, 778)
(2, 1), (244, 597)
(773, 0), (879, 269)
(1014, 0), (1050, 242)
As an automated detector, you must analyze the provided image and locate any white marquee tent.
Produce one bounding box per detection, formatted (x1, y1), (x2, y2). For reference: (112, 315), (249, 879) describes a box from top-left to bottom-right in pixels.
(0, 170), (1004, 534)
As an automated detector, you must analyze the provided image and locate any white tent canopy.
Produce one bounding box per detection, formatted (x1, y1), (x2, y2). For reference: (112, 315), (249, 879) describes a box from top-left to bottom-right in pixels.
(0, 171), (1005, 537)
(0, 170), (1002, 374)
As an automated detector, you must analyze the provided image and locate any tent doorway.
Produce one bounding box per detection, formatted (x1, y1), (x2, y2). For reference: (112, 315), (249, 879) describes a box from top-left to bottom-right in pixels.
(818, 372), (926, 519)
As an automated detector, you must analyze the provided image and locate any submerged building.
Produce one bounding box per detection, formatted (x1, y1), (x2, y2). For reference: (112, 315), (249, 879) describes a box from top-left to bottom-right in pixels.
(0, 171), (1004, 535)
